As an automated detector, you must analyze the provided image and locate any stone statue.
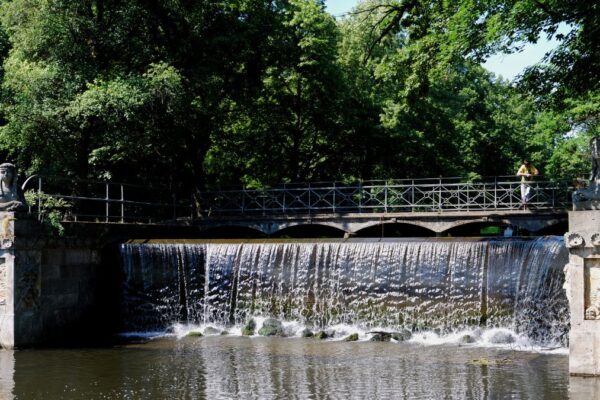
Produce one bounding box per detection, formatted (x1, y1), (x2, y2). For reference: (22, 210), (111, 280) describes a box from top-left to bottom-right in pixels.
(0, 163), (27, 211)
(573, 137), (600, 209)
(591, 137), (600, 182)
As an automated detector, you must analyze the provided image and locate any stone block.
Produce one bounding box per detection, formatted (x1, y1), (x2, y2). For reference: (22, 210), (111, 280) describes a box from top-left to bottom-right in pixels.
(569, 211), (600, 239)
(566, 210), (600, 376)
(570, 330), (600, 375)
(63, 249), (92, 265)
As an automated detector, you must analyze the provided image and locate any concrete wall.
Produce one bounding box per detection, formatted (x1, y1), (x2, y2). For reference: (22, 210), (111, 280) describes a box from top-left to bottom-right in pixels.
(0, 212), (108, 348)
(0, 212), (202, 348)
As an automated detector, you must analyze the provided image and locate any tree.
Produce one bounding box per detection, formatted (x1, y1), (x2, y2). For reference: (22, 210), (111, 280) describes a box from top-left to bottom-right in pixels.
(0, 0), (288, 195)
(337, 0), (542, 179)
(204, 0), (347, 187)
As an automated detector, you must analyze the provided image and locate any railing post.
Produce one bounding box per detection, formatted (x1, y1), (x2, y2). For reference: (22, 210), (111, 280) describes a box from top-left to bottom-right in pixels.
(359, 181), (362, 213)
(483, 183), (486, 209)
(172, 193), (177, 220)
(438, 178), (442, 211)
(37, 176), (42, 221)
(333, 182), (336, 213)
(411, 180), (415, 212)
(242, 188), (246, 214)
(191, 194), (195, 219)
(308, 183), (312, 215)
(105, 183), (109, 222)
(494, 176), (497, 209)
(384, 183), (388, 213)
(120, 185), (124, 223)
(466, 182), (470, 211)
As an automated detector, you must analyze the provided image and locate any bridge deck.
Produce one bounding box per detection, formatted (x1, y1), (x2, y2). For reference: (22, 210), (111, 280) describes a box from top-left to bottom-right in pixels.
(22, 175), (572, 235)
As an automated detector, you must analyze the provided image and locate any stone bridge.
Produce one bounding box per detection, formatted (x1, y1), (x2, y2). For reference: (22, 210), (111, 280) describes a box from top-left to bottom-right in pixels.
(18, 175), (572, 237)
(195, 209), (567, 237)
(195, 178), (571, 237)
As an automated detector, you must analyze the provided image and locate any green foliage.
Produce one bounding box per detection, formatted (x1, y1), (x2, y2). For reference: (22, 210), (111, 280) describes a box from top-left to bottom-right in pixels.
(24, 190), (71, 236)
(0, 0), (595, 192)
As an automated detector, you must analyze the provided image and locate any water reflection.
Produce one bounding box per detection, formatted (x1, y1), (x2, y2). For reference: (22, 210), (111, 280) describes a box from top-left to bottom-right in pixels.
(0, 350), (14, 400)
(1, 338), (569, 399)
(570, 376), (600, 400)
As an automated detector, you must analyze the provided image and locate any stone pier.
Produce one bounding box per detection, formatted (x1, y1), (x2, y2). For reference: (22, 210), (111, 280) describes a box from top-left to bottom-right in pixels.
(0, 212), (112, 348)
(565, 211), (600, 375)
(0, 211), (200, 348)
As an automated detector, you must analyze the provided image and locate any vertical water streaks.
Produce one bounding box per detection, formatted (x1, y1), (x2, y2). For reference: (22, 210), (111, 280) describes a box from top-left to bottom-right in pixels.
(120, 238), (569, 344)
(120, 244), (205, 332)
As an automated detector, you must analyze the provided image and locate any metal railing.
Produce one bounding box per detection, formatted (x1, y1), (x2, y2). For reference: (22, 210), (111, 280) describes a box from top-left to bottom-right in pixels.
(198, 176), (573, 216)
(19, 175), (573, 223)
(22, 175), (194, 224)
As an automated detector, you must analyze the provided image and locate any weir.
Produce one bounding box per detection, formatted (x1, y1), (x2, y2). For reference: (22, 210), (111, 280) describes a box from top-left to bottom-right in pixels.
(120, 238), (568, 346)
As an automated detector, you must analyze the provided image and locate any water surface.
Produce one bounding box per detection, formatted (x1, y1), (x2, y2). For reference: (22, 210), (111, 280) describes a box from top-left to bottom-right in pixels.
(2, 337), (569, 399)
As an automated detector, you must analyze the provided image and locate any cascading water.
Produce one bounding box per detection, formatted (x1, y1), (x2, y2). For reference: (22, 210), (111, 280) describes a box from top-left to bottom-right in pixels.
(119, 237), (569, 346)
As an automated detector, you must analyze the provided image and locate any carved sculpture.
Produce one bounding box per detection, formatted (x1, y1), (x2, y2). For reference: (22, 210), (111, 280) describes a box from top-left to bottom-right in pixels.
(564, 232), (585, 248)
(0, 163), (27, 211)
(586, 287), (600, 320)
(573, 137), (600, 208)
(592, 233), (600, 247)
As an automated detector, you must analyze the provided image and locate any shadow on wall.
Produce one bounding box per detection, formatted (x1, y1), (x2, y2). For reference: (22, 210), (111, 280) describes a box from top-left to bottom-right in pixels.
(271, 224), (346, 239)
(197, 226), (268, 239)
(354, 223), (434, 238)
(195, 221), (568, 239)
(443, 221), (568, 237)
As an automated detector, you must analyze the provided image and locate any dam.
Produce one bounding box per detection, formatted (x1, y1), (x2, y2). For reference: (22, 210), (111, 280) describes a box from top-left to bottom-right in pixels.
(120, 237), (568, 347)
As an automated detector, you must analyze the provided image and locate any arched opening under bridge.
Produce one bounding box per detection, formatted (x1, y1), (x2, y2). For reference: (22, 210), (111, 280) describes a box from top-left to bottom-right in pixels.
(271, 224), (346, 239)
(443, 222), (513, 237)
(354, 223), (435, 238)
(198, 225), (267, 239)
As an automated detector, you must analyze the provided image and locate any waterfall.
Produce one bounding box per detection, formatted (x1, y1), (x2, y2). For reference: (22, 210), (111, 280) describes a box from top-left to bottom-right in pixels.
(119, 237), (568, 345)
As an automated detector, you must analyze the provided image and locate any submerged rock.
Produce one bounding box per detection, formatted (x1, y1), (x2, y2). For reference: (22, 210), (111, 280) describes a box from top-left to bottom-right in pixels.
(186, 331), (203, 337)
(242, 319), (256, 336)
(369, 332), (392, 342)
(468, 357), (512, 366)
(301, 329), (314, 338)
(460, 334), (476, 344)
(391, 330), (412, 342)
(203, 326), (221, 336)
(258, 318), (284, 336)
(344, 333), (359, 342)
(315, 330), (330, 340)
(488, 331), (516, 344)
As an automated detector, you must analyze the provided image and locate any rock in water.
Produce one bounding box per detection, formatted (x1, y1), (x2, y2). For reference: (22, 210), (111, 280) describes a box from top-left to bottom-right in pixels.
(258, 318), (284, 336)
(301, 329), (314, 338)
(242, 319), (256, 336)
(203, 326), (221, 336)
(344, 333), (359, 342)
(391, 330), (412, 342)
(488, 330), (516, 344)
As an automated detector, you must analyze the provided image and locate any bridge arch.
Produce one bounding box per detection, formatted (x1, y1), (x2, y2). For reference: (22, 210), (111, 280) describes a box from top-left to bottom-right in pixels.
(194, 211), (567, 239)
(441, 217), (568, 236)
(354, 222), (436, 238)
(198, 224), (267, 238)
(271, 223), (346, 238)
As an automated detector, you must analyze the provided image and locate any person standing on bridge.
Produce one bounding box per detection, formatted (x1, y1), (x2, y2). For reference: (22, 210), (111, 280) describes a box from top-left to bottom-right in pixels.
(516, 159), (539, 208)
